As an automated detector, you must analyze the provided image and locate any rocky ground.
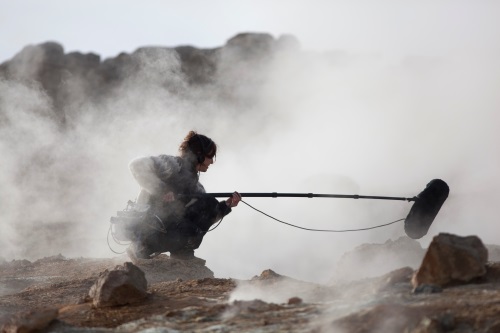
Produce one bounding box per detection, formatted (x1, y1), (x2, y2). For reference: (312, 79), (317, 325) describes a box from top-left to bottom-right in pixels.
(1, 237), (500, 333)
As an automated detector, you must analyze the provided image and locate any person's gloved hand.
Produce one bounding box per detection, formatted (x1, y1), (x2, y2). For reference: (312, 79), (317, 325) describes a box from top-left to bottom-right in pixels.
(226, 191), (241, 207)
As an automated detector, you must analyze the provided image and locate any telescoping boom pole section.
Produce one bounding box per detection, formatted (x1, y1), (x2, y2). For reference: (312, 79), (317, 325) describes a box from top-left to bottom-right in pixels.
(203, 192), (417, 202)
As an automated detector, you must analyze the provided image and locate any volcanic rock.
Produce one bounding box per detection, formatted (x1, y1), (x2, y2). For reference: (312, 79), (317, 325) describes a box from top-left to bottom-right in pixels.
(88, 262), (148, 307)
(485, 262), (500, 283)
(0, 32), (295, 126)
(377, 266), (415, 291)
(252, 268), (283, 281)
(128, 254), (214, 283)
(412, 233), (488, 288)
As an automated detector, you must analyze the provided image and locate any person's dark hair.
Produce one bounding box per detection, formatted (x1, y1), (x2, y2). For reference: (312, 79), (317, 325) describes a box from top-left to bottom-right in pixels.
(179, 131), (217, 163)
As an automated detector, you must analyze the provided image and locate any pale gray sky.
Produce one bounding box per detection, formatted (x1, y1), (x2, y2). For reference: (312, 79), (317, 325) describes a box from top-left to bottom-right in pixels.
(1, 0), (500, 62)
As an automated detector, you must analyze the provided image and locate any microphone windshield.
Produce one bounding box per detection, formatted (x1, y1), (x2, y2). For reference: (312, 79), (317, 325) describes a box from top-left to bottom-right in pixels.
(404, 179), (449, 239)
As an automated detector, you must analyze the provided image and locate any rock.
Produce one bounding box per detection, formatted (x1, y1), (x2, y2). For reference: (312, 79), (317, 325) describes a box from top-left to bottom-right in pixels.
(288, 297), (303, 305)
(129, 254), (214, 283)
(226, 299), (285, 319)
(0, 32), (297, 127)
(377, 266), (415, 291)
(252, 269), (283, 281)
(1, 308), (58, 333)
(174, 45), (218, 84)
(412, 233), (488, 288)
(224, 32), (275, 60)
(484, 262), (500, 283)
(88, 262), (148, 307)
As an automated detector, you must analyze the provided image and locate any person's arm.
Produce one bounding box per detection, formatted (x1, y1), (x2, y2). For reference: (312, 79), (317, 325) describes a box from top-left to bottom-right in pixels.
(129, 156), (179, 197)
(214, 192), (241, 221)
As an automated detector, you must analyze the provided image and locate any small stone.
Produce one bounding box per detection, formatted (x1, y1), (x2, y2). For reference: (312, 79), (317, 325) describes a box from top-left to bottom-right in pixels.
(288, 297), (303, 305)
(88, 262), (148, 307)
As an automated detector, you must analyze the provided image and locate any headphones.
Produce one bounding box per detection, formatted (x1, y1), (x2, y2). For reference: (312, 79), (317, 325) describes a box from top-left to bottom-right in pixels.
(192, 134), (214, 164)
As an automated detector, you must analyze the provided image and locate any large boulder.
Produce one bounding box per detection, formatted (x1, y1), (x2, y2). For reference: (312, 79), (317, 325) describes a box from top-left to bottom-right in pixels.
(412, 233), (488, 288)
(88, 262), (148, 307)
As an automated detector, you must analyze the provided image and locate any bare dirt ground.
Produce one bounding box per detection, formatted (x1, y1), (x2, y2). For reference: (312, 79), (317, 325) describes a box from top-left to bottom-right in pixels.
(1, 253), (500, 332)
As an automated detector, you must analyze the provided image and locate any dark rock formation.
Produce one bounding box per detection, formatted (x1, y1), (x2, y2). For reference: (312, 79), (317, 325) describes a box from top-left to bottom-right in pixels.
(0, 33), (300, 127)
(412, 233), (488, 288)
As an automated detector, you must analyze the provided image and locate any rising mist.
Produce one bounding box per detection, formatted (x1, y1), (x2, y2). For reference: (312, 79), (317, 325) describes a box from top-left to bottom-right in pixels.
(1, 31), (499, 283)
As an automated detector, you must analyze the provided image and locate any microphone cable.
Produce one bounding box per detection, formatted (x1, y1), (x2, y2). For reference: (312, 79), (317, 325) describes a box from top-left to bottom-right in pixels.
(241, 199), (405, 233)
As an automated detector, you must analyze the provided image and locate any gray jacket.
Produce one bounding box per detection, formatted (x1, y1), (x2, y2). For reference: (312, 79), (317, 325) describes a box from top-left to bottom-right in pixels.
(129, 155), (204, 205)
(129, 154), (230, 226)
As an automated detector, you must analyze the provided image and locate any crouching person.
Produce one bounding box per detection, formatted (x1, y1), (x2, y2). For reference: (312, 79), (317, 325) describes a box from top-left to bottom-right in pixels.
(127, 131), (240, 260)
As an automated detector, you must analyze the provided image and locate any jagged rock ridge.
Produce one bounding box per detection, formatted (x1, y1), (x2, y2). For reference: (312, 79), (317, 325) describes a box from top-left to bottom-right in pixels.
(0, 33), (300, 125)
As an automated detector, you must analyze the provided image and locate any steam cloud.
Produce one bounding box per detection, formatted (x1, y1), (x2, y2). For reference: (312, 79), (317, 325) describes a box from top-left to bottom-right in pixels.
(1, 33), (499, 284)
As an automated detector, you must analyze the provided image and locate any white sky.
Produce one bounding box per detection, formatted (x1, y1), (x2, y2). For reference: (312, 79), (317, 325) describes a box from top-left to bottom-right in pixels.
(1, 0), (500, 63)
